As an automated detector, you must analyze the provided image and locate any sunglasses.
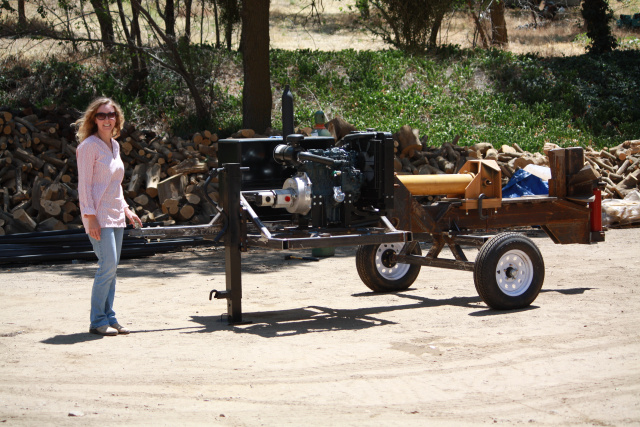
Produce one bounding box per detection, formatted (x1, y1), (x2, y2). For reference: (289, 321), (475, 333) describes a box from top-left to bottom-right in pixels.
(95, 111), (117, 120)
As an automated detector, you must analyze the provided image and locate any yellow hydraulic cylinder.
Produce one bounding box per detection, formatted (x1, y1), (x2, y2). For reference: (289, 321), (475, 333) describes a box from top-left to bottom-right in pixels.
(396, 173), (474, 196)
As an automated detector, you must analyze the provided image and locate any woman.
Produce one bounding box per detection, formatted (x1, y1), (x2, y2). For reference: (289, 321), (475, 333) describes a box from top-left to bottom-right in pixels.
(76, 97), (142, 336)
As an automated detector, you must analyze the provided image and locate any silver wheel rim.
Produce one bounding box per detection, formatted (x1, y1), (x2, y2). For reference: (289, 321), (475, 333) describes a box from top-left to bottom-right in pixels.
(495, 249), (534, 296)
(375, 243), (410, 281)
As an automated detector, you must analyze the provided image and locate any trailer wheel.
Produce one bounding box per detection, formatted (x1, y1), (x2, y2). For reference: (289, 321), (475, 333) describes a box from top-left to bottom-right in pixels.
(474, 232), (545, 310)
(356, 242), (422, 292)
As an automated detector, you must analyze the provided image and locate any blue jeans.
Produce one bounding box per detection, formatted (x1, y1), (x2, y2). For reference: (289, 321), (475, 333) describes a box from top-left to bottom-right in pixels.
(88, 227), (124, 329)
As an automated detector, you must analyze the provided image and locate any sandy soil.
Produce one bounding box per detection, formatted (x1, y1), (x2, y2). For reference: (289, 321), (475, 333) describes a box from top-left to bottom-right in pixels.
(1, 227), (639, 426)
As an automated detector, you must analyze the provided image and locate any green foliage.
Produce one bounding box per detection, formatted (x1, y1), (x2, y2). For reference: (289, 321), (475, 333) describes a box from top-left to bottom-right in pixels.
(581, 0), (617, 54)
(488, 50), (640, 145)
(0, 45), (243, 138)
(1, 47), (638, 151)
(269, 48), (638, 151)
(353, 0), (453, 52)
(0, 0), (15, 14)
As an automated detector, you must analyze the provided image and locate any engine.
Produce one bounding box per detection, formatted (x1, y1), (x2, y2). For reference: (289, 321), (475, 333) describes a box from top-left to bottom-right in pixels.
(252, 131), (395, 228)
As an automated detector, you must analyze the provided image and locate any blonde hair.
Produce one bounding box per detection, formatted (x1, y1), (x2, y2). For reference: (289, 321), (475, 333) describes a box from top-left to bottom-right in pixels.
(75, 97), (125, 143)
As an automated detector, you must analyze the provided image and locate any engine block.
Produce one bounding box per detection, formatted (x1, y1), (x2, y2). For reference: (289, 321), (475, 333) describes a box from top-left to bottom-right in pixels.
(253, 131), (395, 228)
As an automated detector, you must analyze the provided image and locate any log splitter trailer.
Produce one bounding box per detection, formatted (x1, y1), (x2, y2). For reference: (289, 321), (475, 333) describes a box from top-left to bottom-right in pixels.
(130, 131), (604, 324)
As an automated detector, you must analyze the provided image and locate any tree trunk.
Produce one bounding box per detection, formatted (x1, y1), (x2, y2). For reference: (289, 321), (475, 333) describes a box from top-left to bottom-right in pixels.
(89, 0), (115, 51)
(164, 0), (176, 40)
(185, 0), (193, 43)
(429, 10), (446, 47)
(116, 0), (149, 94)
(490, 0), (508, 46)
(214, 0), (221, 48)
(200, 0), (206, 44)
(130, 0), (149, 92)
(220, 0), (241, 50)
(18, 0), (27, 28)
(467, 0), (489, 48)
(133, 0), (209, 119)
(241, 0), (272, 134)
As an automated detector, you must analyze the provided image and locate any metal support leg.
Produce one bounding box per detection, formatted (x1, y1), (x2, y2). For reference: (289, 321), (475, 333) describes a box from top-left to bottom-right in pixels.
(221, 163), (243, 323)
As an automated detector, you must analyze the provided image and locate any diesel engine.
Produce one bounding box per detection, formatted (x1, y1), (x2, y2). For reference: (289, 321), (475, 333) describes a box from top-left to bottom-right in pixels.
(251, 131), (395, 228)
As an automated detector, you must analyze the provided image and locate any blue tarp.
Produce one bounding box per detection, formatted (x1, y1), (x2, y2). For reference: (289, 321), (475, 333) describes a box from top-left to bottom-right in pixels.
(502, 169), (549, 198)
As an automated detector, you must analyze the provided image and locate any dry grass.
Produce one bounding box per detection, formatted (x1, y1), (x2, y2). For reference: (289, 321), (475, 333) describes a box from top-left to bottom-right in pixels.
(0, 0), (638, 64)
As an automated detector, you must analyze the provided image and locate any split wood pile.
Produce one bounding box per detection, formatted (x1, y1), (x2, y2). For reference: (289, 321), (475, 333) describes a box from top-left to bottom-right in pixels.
(392, 125), (640, 200)
(0, 106), (220, 236)
(584, 140), (640, 199)
(392, 124), (550, 182)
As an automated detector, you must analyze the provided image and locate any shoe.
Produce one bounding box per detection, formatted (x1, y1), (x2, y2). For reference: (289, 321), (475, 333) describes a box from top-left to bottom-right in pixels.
(110, 323), (130, 335)
(89, 325), (118, 336)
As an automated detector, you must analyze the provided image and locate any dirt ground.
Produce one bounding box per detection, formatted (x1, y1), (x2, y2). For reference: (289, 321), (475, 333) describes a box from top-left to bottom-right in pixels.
(1, 227), (639, 426)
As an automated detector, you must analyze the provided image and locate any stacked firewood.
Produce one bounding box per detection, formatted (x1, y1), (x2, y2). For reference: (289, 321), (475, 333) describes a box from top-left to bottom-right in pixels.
(0, 107), (220, 236)
(392, 125), (640, 200)
(1, 109), (638, 236)
(392, 124), (549, 186)
(584, 140), (640, 199)
(119, 126), (220, 227)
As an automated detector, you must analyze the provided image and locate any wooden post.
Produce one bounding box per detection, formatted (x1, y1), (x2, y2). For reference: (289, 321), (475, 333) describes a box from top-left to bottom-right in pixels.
(548, 149), (566, 198)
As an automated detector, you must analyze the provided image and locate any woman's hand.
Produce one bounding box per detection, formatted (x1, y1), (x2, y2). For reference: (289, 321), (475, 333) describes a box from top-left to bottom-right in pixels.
(125, 207), (143, 229)
(85, 215), (101, 240)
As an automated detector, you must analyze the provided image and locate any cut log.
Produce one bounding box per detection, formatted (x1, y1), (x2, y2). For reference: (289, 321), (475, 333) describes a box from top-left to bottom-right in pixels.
(167, 158), (208, 176)
(543, 142), (561, 155)
(513, 155), (535, 170)
(150, 139), (173, 160)
(185, 193), (201, 205)
(484, 148), (498, 160)
(1, 186), (9, 212)
(40, 182), (64, 201)
(62, 201), (78, 215)
(1, 111), (12, 122)
(616, 169), (640, 195)
(14, 147), (45, 170)
(436, 156), (455, 173)
(395, 125), (420, 153)
(473, 142), (493, 156)
(499, 144), (517, 155)
(399, 144), (422, 160)
(133, 193), (158, 211)
(161, 197), (180, 216)
(198, 144), (217, 157)
(237, 129), (255, 138)
(40, 199), (65, 217)
(177, 203), (195, 222)
(443, 142), (460, 163)
(37, 216), (67, 231)
(400, 157), (418, 174)
(192, 132), (203, 145)
(127, 163), (147, 197)
(32, 132), (62, 150)
(13, 208), (37, 231)
(157, 174), (187, 205)
(145, 163), (162, 198)
(13, 116), (38, 133)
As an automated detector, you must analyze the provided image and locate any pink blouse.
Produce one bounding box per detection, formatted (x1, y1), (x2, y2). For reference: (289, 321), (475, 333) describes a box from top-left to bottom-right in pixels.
(77, 135), (128, 230)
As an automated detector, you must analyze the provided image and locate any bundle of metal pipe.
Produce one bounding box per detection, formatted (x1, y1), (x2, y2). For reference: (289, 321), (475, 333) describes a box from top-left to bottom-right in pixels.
(0, 227), (211, 265)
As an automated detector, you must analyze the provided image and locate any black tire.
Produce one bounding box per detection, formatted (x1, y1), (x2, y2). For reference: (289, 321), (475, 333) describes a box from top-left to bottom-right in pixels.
(474, 232), (545, 310)
(356, 242), (422, 292)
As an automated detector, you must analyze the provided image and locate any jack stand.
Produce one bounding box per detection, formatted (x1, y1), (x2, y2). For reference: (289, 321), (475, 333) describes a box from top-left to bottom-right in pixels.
(220, 163), (245, 324)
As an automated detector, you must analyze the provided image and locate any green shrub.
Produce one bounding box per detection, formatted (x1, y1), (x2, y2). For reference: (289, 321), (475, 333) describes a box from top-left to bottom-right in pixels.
(1, 47), (638, 151)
